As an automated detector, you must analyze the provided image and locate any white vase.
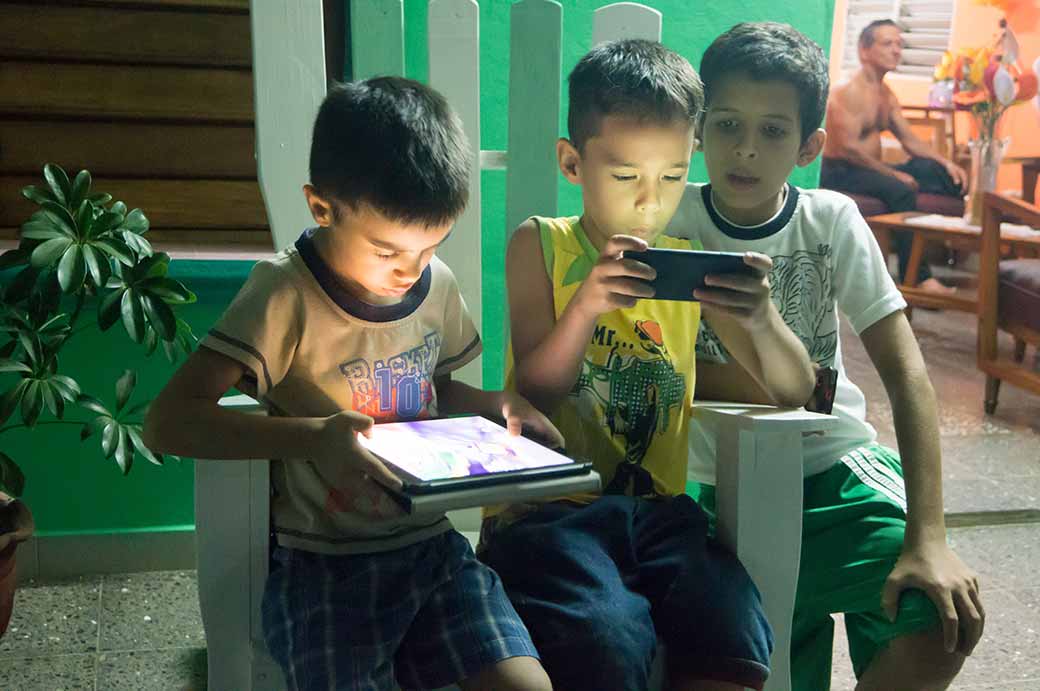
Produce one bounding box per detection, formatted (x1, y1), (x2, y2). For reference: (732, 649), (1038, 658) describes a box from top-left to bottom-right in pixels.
(965, 136), (1010, 225)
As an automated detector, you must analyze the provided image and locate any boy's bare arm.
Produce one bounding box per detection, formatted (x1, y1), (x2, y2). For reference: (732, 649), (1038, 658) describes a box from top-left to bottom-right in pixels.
(143, 347), (401, 488)
(434, 375), (565, 449)
(860, 311), (984, 655)
(507, 222), (653, 413)
(698, 253), (815, 407)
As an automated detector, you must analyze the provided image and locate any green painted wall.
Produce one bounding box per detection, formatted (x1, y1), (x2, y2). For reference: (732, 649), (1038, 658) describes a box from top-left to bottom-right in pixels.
(2, 1), (834, 535)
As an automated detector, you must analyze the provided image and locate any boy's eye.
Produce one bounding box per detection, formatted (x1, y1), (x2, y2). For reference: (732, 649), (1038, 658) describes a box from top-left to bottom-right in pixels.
(715, 119), (738, 130)
(612, 174), (637, 181)
(375, 251), (398, 260)
(763, 125), (788, 138)
(663, 175), (684, 182)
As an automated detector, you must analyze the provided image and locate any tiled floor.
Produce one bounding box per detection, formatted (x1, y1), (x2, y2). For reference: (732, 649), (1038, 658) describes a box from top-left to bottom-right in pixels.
(1, 309), (1038, 690)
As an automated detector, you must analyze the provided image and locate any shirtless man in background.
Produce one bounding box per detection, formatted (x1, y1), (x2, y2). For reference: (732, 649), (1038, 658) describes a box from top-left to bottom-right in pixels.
(822, 19), (966, 295)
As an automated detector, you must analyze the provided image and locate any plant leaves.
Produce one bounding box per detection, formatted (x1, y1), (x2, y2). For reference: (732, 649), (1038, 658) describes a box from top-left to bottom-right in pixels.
(21, 184), (57, 206)
(126, 426), (161, 465)
(40, 201), (77, 236)
(39, 382), (63, 418)
(81, 244), (110, 289)
(124, 400), (151, 417)
(75, 200), (95, 239)
(97, 287), (125, 331)
(87, 192), (112, 205)
(92, 211), (124, 237)
(122, 209), (149, 234)
(109, 201), (127, 217)
(115, 425), (133, 474)
(121, 231), (152, 258)
(141, 294), (175, 340)
(20, 379), (43, 427)
(101, 420), (119, 458)
(77, 394), (111, 417)
(0, 452), (25, 497)
(49, 374), (81, 402)
(0, 359), (31, 374)
(143, 277), (196, 304)
(93, 239), (134, 266)
(57, 243), (86, 293)
(143, 325), (159, 355)
(115, 369), (136, 413)
(69, 170), (91, 211)
(120, 289), (144, 342)
(0, 384), (25, 427)
(21, 219), (66, 242)
(30, 237), (73, 270)
(0, 248), (30, 271)
(43, 164), (71, 205)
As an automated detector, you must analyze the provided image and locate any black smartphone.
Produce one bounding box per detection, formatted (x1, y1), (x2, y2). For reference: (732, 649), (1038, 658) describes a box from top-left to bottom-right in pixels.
(621, 248), (754, 301)
(805, 366), (838, 415)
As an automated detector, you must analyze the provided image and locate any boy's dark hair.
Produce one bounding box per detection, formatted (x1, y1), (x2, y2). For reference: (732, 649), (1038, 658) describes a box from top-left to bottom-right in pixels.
(309, 76), (469, 228)
(700, 22), (829, 144)
(859, 19), (900, 50)
(567, 39), (703, 152)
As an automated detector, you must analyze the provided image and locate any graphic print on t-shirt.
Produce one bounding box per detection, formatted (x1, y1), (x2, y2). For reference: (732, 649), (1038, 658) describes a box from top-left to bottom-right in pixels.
(697, 245), (838, 366)
(339, 331), (442, 422)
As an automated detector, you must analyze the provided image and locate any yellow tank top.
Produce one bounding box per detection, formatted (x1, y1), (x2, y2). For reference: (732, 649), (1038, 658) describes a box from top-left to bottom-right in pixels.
(509, 216), (701, 500)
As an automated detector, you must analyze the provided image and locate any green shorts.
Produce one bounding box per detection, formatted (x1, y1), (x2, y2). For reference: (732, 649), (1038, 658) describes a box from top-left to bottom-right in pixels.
(691, 443), (941, 690)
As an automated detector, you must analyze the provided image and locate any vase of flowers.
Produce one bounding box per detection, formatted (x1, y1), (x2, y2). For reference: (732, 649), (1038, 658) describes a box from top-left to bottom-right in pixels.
(933, 17), (1037, 225)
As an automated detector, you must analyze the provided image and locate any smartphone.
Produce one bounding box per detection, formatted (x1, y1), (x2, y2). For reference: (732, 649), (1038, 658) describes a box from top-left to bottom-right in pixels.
(621, 248), (754, 301)
(805, 366), (838, 415)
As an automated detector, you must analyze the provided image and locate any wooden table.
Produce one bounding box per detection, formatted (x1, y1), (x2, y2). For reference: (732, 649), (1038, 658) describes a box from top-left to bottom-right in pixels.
(867, 211), (1040, 312)
(1020, 157), (1039, 204)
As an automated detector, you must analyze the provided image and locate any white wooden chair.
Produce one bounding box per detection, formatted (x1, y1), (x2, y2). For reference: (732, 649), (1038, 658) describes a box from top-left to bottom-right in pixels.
(194, 2), (838, 689)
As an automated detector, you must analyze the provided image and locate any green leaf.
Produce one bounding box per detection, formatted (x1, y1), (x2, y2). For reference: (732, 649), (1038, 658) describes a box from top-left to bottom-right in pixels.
(43, 164), (71, 205)
(30, 237), (72, 269)
(20, 379), (43, 427)
(141, 294), (176, 340)
(120, 289), (144, 342)
(109, 201), (127, 217)
(69, 170), (91, 210)
(81, 244), (110, 289)
(16, 331), (39, 367)
(124, 400), (151, 417)
(0, 248), (30, 271)
(5, 267), (38, 303)
(144, 277), (196, 304)
(122, 209), (149, 234)
(20, 219), (66, 241)
(92, 211), (124, 236)
(0, 452), (25, 497)
(115, 426), (133, 474)
(134, 252), (169, 280)
(77, 394), (111, 417)
(21, 184), (57, 206)
(41, 201), (77, 235)
(88, 192), (112, 205)
(57, 243), (87, 293)
(121, 231), (152, 258)
(49, 375), (81, 402)
(40, 382), (62, 418)
(115, 369), (136, 413)
(80, 422), (95, 441)
(0, 359), (31, 374)
(75, 200), (95, 239)
(126, 426), (161, 466)
(0, 384), (25, 426)
(98, 288), (125, 331)
(143, 325), (159, 355)
(93, 239), (134, 266)
(101, 420), (119, 458)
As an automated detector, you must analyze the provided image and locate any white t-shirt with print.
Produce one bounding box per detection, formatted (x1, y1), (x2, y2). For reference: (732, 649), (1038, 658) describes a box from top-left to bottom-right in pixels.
(666, 183), (907, 480)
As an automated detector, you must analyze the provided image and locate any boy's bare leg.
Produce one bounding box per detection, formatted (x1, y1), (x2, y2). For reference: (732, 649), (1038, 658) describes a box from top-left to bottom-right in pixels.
(855, 630), (965, 691)
(458, 656), (553, 691)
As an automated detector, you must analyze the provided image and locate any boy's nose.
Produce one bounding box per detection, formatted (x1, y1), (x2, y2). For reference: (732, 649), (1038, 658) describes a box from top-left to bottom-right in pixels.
(636, 181), (662, 212)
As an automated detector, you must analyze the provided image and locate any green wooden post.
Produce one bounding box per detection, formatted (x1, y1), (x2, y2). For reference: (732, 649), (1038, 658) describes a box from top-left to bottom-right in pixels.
(350, 0), (405, 79)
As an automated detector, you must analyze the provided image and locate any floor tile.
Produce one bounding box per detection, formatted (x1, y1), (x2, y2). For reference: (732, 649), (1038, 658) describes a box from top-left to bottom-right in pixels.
(0, 577), (100, 659)
(99, 571), (205, 652)
(96, 647), (207, 690)
(948, 525), (1040, 591)
(0, 653), (96, 690)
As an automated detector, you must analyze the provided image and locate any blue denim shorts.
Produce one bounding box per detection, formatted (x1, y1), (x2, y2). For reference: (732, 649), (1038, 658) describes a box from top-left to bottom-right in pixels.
(261, 530), (539, 690)
(480, 495), (773, 691)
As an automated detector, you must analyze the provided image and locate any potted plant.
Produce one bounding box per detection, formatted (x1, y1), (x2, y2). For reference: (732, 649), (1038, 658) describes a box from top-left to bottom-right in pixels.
(0, 164), (198, 638)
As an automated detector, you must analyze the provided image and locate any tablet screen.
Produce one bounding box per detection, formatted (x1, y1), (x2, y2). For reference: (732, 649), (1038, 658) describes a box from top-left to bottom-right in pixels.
(357, 416), (575, 482)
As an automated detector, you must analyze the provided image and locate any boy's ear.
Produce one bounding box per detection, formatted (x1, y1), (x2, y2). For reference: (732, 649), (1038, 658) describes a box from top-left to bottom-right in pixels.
(303, 184), (334, 226)
(556, 138), (582, 184)
(797, 129), (826, 168)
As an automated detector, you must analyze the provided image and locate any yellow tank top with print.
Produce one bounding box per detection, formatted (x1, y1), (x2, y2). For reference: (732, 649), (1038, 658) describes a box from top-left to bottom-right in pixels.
(508, 216), (701, 500)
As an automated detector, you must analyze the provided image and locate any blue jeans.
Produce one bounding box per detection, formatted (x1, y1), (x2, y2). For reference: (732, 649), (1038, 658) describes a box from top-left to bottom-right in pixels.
(481, 495), (773, 691)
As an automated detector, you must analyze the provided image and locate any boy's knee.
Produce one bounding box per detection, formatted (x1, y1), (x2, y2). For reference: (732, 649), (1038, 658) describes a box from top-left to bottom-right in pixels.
(460, 656), (553, 691)
(537, 612), (657, 691)
(863, 629), (965, 690)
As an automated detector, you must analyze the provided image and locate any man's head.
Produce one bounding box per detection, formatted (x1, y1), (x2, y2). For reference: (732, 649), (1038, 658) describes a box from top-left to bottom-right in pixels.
(559, 39), (702, 246)
(858, 19), (903, 74)
(304, 77), (470, 303)
(698, 22), (828, 225)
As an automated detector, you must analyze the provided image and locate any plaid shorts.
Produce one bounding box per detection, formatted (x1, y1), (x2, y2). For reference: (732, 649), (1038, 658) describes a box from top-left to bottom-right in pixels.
(261, 529), (539, 691)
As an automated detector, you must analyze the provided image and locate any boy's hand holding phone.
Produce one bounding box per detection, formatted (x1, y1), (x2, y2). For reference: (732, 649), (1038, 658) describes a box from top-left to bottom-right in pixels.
(572, 235), (656, 318)
(694, 252), (775, 330)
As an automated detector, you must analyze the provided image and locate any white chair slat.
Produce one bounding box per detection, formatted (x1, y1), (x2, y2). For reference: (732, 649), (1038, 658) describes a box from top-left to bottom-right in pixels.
(350, 0), (405, 79)
(250, 0), (327, 252)
(591, 2), (662, 45)
(428, 0), (483, 387)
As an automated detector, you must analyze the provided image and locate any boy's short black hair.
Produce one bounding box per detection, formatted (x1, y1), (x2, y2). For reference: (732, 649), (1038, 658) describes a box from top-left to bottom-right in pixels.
(859, 19), (900, 49)
(700, 22), (829, 144)
(309, 76), (469, 228)
(567, 39), (703, 152)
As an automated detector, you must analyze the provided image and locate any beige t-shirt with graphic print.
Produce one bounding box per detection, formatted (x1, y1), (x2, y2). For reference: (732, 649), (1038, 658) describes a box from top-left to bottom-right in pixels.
(201, 231), (481, 555)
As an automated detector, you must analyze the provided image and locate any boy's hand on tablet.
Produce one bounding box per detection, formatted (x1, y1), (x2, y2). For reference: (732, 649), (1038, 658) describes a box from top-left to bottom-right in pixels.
(316, 410), (403, 490)
(572, 235), (656, 318)
(500, 391), (566, 450)
(694, 252), (774, 329)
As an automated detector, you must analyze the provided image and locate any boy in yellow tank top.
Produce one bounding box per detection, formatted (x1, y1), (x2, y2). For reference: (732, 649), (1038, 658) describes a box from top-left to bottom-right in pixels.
(479, 40), (816, 691)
